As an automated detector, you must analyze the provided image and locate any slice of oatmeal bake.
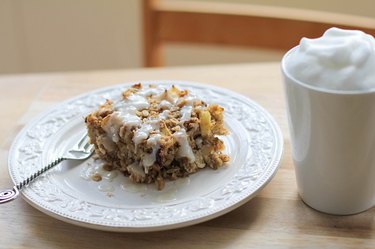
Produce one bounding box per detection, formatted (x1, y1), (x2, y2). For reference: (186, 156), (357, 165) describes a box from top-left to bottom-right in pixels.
(85, 83), (229, 190)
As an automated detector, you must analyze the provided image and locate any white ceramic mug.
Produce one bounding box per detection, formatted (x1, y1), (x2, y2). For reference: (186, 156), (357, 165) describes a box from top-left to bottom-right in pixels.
(282, 47), (375, 215)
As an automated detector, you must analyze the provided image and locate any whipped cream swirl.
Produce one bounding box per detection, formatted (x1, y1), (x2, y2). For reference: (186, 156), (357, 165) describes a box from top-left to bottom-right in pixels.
(285, 27), (375, 91)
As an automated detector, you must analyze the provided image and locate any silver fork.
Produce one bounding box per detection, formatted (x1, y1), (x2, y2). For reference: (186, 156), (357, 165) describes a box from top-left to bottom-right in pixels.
(0, 132), (94, 204)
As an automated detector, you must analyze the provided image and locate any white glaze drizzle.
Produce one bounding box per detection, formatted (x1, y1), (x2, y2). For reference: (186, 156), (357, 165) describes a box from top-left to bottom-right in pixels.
(107, 85), (199, 170)
(138, 86), (165, 97)
(159, 110), (170, 120)
(142, 134), (162, 172)
(133, 123), (154, 146)
(180, 105), (193, 123)
(173, 128), (195, 163)
(102, 111), (133, 142)
(182, 94), (200, 106)
(158, 100), (173, 109)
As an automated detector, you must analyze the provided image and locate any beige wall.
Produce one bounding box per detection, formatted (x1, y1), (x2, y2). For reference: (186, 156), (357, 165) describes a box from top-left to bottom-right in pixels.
(0, 0), (141, 74)
(1, 0), (374, 74)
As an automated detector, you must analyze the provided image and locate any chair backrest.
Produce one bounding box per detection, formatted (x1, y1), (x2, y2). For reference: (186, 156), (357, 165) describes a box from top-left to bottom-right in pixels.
(143, 0), (375, 67)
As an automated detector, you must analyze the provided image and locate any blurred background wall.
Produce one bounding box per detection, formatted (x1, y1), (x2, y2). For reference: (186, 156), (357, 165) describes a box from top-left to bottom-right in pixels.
(1, 0), (374, 74)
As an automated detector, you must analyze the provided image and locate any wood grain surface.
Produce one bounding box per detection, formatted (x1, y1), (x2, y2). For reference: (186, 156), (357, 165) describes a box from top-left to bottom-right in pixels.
(0, 63), (374, 248)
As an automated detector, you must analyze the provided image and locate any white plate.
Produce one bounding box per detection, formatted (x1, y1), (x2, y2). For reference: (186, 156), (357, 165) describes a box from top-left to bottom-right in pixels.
(8, 81), (283, 232)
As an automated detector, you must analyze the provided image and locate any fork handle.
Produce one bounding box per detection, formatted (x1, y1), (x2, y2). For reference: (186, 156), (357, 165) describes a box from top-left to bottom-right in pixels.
(0, 157), (65, 204)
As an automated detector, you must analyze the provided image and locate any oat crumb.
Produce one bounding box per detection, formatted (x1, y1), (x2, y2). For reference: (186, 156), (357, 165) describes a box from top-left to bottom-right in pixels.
(91, 173), (102, 182)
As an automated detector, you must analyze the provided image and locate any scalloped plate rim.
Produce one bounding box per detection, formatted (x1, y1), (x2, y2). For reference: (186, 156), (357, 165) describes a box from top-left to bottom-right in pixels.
(8, 80), (283, 232)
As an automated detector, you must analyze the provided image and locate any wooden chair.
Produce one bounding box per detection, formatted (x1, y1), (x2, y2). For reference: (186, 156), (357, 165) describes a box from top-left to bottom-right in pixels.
(142, 0), (375, 67)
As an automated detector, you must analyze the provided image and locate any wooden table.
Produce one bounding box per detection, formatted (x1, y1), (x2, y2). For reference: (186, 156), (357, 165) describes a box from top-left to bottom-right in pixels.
(0, 63), (374, 248)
